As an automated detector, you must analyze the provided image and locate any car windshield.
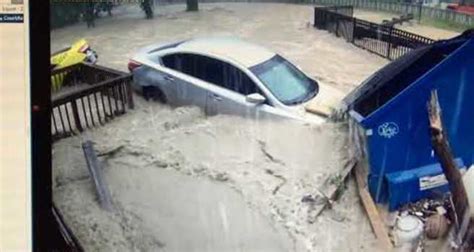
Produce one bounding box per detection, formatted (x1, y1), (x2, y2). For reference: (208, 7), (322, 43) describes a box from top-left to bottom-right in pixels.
(250, 55), (318, 105)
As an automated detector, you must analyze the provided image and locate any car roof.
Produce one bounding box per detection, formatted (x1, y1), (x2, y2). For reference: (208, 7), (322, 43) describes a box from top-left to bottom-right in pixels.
(171, 37), (276, 68)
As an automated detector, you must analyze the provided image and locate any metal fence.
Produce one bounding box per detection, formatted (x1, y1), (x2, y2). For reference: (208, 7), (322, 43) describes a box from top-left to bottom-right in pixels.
(314, 6), (435, 60)
(51, 63), (134, 140)
(312, 0), (474, 27)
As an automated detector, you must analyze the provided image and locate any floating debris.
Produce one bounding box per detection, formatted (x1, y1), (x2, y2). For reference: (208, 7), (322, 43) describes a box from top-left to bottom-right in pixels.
(425, 214), (450, 240)
(398, 197), (452, 222)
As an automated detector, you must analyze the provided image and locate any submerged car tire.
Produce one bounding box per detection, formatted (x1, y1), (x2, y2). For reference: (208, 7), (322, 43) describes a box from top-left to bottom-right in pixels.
(143, 86), (167, 103)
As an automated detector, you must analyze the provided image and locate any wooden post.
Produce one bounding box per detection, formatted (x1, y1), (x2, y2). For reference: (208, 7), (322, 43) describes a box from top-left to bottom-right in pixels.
(125, 76), (135, 109)
(354, 163), (393, 250)
(428, 90), (472, 249)
(428, 90), (468, 224)
(82, 141), (114, 211)
(71, 100), (83, 132)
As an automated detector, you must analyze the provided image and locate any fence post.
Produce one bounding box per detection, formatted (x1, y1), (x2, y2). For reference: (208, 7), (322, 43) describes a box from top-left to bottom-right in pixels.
(386, 26), (393, 60)
(71, 100), (83, 132)
(125, 76), (135, 109)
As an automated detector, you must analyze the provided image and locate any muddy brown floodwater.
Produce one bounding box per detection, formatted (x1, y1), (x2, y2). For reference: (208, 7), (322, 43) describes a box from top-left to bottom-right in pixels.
(53, 99), (379, 251)
(51, 2), (389, 94)
(51, 2), (448, 252)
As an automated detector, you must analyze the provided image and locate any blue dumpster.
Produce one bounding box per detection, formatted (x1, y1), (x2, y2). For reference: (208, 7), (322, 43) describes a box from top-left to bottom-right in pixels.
(343, 30), (474, 210)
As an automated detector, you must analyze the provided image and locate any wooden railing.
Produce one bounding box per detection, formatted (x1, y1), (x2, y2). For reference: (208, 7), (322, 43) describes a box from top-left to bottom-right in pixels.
(51, 63), (134, 140)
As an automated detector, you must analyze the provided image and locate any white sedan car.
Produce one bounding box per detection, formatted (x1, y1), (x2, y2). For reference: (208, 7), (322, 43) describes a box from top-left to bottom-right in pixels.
(128, 37), (342, 124)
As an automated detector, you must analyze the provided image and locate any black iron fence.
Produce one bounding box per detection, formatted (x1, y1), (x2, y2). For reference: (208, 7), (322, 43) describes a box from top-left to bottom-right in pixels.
(51, 63), (134, 140)
(314, 6), (435, 60)
(312, 0), (474, 28)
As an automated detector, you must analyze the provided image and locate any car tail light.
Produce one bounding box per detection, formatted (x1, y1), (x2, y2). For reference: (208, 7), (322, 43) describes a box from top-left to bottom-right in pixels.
(128, 60), (142, 72)
(78, 44), (90, 53)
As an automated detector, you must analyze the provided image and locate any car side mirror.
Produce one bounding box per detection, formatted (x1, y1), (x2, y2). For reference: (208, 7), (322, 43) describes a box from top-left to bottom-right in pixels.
(246, 93), (266, 105)
(309, 77), (319, 90)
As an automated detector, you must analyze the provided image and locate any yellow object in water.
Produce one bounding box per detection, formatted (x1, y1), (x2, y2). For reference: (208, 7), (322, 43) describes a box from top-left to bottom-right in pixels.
(51, 39), (97, 92)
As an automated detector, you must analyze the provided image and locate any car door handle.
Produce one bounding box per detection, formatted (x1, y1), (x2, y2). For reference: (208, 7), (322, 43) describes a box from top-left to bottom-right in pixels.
(209, 93), (222, 101)
(164, 75), (175, 81)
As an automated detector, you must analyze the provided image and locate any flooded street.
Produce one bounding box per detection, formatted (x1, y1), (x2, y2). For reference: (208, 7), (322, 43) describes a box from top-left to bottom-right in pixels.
(51, 3), (397, 251)
(51, 3), (389, 94)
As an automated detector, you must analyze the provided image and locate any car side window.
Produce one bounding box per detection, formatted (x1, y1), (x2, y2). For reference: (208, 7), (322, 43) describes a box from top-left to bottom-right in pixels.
(162, 53), (264, 97)
(193, 55), (224, 85)
(162, 53), (196, 76)
(222, 63), (260, 95)
(161, 53), (178, 70)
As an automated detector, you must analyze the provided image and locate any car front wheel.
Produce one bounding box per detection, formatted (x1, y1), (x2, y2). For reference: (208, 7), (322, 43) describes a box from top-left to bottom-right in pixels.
(143, 86), (166, 103)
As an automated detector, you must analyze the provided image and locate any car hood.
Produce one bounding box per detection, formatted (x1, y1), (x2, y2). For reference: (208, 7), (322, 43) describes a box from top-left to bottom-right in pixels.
(303, 83), (344, 118)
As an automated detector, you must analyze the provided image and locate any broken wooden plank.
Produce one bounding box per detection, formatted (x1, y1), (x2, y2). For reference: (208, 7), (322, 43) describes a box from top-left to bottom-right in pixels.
(354, 163), (393, 250)
(307, 159), (357, 223)
(82, 140), (114, 211)
(428, 90), (468, 225)
(305, 106), (331, 118)
(428, 90), (472, 249)
(304, 86), (343, 118)
(321, 159), (357, 200)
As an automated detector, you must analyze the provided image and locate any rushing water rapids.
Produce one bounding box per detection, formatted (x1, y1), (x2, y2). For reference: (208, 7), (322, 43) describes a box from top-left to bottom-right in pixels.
(49, 3), (404, 251)
(53, 99), (381, 251)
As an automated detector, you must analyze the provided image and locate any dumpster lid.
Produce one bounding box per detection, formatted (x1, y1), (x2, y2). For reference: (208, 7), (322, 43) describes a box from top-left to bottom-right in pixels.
(342, 29), (474, 118)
